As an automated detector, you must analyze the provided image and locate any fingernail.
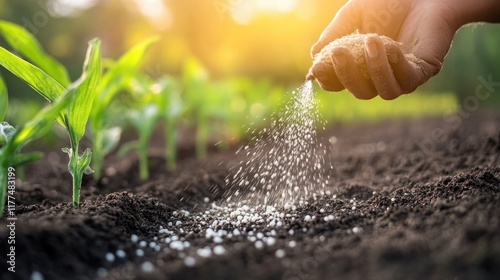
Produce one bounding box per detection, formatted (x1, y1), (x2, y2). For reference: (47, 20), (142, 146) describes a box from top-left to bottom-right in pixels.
(331, 51), (346, 67)
(365, 38), (378, 58)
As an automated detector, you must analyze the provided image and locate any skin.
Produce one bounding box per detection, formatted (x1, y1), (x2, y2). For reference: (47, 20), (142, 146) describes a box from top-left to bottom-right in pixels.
(309, 0), (500, 100)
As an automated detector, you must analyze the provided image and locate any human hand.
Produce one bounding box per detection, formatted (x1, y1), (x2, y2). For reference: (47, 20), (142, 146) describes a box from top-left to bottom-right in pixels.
(308, 0), (460, 100)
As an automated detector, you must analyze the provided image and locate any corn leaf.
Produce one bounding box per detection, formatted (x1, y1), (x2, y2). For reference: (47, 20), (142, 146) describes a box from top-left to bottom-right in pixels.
(5, 87), (76, 154)
(0, 74), (7, 121)
(11, 152), (42, 167)
(0, 20), (70, 86)
(78, 148), (94, 175)
(102, 127), (122, 155)
(94, 37), (158, 112)
(118, 141), (139, 157)
(66, 38), (101, 143)
(0, 46), (65, 102)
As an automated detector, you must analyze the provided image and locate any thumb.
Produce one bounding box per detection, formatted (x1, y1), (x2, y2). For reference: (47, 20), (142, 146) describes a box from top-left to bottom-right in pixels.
(311, 2), (358, 58)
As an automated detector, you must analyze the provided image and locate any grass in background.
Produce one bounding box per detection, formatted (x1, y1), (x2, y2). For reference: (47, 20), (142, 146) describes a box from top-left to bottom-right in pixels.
(315, 86), (458, 124)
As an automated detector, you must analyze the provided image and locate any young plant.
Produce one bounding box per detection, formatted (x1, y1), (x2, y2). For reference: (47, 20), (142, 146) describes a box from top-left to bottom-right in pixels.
(120, 74), (184, 175)
(119, 75), (162, 180)
(157, 76), (184, 171)
(183, 58), (243, 157)
(60, 40), (101, 208)
(182, 57), (211, 159)
(89, 37), (157, 180)
(0, 21), (102, 208)
(0, 84), (76, 216)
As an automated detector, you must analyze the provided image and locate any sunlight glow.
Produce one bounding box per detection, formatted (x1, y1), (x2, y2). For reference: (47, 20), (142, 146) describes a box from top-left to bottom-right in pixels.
(255, 0), (297, 12)
(133, 0), (172, 30)
(48, 0), (97, 17)
(231, 0), (298, 25)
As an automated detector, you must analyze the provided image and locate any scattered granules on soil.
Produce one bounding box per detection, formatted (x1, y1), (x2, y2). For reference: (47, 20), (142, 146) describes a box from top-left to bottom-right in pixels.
(98, 192), (347, 275)
(224, 81), (331, 207)
(308, 33), (423, 79)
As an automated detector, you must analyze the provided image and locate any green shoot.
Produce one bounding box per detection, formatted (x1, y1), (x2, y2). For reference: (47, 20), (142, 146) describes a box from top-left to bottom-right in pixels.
(0, 89), (76, 216)
(61, 39), (101, 208)
(118, 105), (160, 180)
(183, 58), (238, 158)
(89, 37), (157, 180)
(0, 25), (101, 208)
(182, 57), (210, 159)
(119, 75), (161, 180)
(156, 76), (183, 171)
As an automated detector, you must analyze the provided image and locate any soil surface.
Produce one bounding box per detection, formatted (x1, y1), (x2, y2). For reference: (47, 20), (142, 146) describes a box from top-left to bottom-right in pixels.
(1, 112), (500, 280)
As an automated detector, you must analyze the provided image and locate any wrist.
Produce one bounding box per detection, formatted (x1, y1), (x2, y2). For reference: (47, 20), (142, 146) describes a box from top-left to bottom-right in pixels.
(448, 0), (500, 26)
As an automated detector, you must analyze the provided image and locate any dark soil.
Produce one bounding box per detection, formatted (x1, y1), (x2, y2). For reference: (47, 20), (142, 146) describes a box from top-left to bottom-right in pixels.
(1, 113), (500, 280)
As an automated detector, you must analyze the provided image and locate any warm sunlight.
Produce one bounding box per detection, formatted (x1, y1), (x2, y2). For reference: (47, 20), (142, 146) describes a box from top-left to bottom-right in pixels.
(231, 0), (298, 24)
(48, 0), (97, 17)
(133, 0), (173, 30)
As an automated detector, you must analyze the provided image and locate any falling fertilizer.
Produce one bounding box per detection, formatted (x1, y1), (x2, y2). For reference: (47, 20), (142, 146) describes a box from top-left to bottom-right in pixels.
(225, 80), (330, 207)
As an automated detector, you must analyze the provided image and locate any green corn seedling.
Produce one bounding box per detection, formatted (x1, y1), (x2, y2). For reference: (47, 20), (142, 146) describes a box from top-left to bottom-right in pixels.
(120, 74), (184, 176)
(156, 76), (184, 171)
(182, 57), (210, 159)
(61, 39), (101, 208)
(89, 37), (157, 180)
(0, 86), (76, 216)
(183, 58), (242, 158)
(119, 75), (162, 180)
(0, 20), (102, 208)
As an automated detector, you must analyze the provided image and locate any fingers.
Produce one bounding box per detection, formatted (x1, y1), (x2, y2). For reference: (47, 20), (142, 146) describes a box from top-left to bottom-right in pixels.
(310, 2), (358, 58)
(364, 35), (402, 100)
(330, 47), (377, 100)
(385, 42), (431, 93)
(312, 34), (440, 100)
(307, 61), (344, 92)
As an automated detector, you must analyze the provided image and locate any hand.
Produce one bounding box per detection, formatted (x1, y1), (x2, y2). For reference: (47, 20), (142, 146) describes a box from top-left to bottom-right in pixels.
(308, 0), (460, 100)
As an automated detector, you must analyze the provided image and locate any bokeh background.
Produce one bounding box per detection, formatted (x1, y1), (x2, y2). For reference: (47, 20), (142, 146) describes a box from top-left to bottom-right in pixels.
(1, 0), (499, 144)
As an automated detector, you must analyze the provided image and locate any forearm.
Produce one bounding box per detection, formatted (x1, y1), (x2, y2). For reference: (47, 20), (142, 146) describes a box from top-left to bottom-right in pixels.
(449, 0), (500, 26)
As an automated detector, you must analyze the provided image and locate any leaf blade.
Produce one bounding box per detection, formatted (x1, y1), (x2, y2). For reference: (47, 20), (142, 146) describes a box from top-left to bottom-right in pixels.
(0, 20), (70, 86)
(0, 73), (7, 121)
(0, 46), (66, 102)
(94, 37), (158, 112)
(66, 38), (101, 143)
(5, 86), (77, 154)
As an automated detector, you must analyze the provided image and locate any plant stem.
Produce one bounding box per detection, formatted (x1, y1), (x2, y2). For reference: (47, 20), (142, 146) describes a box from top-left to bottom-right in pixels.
(165, 118), (176, 171)
(139, 135), (149, 180)
(72, 166), (83, 209)
(70, 146), (81, 208)
(92, 131), (103, 180)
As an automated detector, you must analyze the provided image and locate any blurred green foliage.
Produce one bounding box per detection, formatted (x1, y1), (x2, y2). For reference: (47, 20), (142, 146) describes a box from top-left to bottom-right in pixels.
(316, 87), (458, 123)
(422, 24), (500, 102)
(0, 0), (497, 162)
(1, 0), (498, 98)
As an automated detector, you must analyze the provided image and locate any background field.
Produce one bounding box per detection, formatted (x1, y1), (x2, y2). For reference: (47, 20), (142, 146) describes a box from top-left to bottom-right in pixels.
(1, 0), (499, 145)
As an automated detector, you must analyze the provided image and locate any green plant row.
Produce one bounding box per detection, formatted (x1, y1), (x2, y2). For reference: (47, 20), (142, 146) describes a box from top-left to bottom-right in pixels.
(0, 20), (283, 214)
(0, 20), (159, 213)
(1, 19), (457, 215)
